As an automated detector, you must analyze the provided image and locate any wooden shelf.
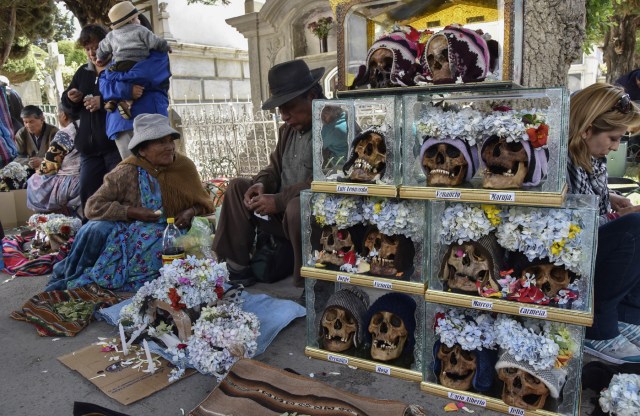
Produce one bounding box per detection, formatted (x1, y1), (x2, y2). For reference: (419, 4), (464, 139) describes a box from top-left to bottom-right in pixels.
(301, 267), (425, 295)
(399, 185), (567, 207)
(311, 181), (398, 197)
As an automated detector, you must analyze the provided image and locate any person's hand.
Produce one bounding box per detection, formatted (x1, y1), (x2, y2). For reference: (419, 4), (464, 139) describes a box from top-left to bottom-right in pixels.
(175, 207), (196, 229)
(610, 192), (634, 212)
(84, 95), (102, 112)
(127, 207), (162, 222)
(67, 88), (83, 103)
(247, 193), (277, 216)
(243, 183), (265, 208)
(131, 85), (144, 100)
(28, 157), (43, 170)
(616, 205), (640, 217)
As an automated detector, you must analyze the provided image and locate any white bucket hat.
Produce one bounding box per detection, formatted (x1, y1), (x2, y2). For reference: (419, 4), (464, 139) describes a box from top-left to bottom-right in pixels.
(109, 1), (140, 30)
(128, 113), (180, 150)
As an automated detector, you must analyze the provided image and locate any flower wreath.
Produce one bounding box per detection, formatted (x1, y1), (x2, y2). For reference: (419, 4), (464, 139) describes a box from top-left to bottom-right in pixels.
(119, 256), (228, 329)
(481, 108), (549, 148)
(28, 213), (82, 236)
(434, 307), (496, 351)
(416, 105), (486, 146)
(119, 257), (260, 382)
(312, 193), (364, 228)
(362, 197), (423, 241)
(599, 373), (640, 416)
(495, 206), (584, 275)
(494, 316), (577, 371)
(439, 204), (501, 245)
(0, 161), (28, 190)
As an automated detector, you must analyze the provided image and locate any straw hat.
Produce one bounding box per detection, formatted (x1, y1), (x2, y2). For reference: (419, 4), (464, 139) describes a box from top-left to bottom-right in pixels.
(109, 1), (140, 30)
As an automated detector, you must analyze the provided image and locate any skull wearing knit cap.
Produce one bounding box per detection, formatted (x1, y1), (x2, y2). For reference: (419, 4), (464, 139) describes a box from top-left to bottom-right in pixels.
(319, 287), (370, 352)
(422, 24), (491, 84)
(420, 136), (480, 186)
(351, 25), (421, 89)
(365, 292), (417, 362)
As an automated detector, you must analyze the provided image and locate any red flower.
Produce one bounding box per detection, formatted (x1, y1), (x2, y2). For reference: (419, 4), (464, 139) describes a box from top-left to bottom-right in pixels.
(60, 225), (71, 235)
(168, 287), (186, 310)
(434, 312), (445, 330)
(493, 105), (512, 112)
(527, 123), (549, 148)
(215, 285), (224, 300)
(177, 343), (187, 350)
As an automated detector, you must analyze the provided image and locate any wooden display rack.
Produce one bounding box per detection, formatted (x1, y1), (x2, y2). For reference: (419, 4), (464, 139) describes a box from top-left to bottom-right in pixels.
(424, 290), (593, 326)
(311, 181), (398, 197)
(399, 185), (567, 207)
(420, 382), (580, 416)
(305, 347), (422, 382)
(301, 266), (425, 295)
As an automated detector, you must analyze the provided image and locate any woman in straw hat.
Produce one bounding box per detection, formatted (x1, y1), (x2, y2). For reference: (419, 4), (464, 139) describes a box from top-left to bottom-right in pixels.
(46, 114), (213, 292)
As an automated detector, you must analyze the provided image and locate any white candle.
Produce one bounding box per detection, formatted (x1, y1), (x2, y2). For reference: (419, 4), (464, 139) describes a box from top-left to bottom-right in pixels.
(119, 324), (128, 356)
(142, 339), (156, 374)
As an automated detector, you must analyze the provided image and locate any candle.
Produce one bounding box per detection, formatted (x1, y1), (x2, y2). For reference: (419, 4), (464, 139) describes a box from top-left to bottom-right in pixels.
(142, 339), (156, 374)
(119, 324), (128, 356)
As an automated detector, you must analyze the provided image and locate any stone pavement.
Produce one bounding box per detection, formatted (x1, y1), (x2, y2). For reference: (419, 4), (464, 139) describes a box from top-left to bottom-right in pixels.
(1, 257), (597, 415)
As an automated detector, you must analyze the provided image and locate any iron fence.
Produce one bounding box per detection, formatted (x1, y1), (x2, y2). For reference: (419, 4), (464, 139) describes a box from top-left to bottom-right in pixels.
(171, 102), (281, 181)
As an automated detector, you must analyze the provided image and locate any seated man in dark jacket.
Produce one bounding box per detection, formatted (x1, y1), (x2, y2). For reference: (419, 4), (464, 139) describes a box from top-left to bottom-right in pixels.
(14, 105), (58, 171)
(212, 59), (325, 287)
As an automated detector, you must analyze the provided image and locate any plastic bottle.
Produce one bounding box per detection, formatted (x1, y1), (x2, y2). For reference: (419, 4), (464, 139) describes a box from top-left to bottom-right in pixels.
(162, 217), (185, 265)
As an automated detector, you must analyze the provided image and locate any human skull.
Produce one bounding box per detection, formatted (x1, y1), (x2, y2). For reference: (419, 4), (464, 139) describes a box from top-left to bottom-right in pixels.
(426, 34), (452, 83)
(318, 225), (354, 267)
(437, 343), (477, 391)
(422, 142), (468, 186)
(320, 306), (357, 352)
(363, 228), (400, 276)
(368, 311), (408, 361)
(441, 242), (498, 294)
(347, 131), (387, 182)
(498, 367), (550, 410)
(368, 48), (394, 88)
(481, 136), (529, 189)
(523, 263), (571, 298)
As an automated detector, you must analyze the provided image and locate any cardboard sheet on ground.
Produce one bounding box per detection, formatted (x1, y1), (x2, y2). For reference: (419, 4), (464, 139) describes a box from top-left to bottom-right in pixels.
(58, 343), (195, 405)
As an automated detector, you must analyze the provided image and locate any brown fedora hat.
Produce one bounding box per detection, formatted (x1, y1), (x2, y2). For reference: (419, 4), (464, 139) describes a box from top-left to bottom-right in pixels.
(262, 59), (324, 110)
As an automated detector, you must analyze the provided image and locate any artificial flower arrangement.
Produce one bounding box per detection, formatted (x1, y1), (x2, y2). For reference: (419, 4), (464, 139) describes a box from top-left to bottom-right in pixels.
(416, 105), (487, 147)
(599, 373), (640, 416)
(307, 16), (333, 39)
(481, 108), (549, 148)
(28, 213), (82, 236)
(119, 256), (260, 382)
(496, 206), (585, 276)
(0, 161), (29, 191)
(494, 316), (577, 371)
(434, 307), (496, 351)
(439, 203), (499, 245)
(312, 193), (364, 228)
(362, 197), (424, 242)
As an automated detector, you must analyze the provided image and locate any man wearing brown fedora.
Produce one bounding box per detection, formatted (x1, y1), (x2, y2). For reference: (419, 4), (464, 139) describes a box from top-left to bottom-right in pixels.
(212, 59), (325, 287)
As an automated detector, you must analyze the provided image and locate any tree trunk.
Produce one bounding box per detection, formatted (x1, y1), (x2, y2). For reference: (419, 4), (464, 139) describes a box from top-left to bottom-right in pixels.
(603, 14), (640, 83)
(0, 4), (17, 67)
(521, 0), (585, 88)
(59, 0), (119, 27)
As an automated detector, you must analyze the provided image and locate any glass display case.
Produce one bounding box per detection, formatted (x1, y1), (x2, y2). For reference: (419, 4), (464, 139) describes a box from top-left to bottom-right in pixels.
(422, 304), (585, 415)
(304, 278), (425, 381)
(425, 195), (598, 326)
(332, 0), (523, 92)
(311, 97), (401, 196)
(300, 190), (427, 294)
(400, 87), (569, 206)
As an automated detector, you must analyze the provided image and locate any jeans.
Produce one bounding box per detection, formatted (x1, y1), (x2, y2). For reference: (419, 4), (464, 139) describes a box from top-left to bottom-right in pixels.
(588, 213), (640, 339)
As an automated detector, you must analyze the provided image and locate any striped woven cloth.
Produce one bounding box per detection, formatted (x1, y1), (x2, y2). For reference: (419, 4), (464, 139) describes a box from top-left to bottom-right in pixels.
(2, 233), (71, 276)
(10, 284), (122, 337)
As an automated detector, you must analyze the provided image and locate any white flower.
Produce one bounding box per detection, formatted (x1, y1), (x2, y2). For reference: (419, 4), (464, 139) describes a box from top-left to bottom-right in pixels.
(599, 374), (640, 416)
(312, 194), (363, 228)
(0, 161), (28, 189)
(27, 213), (82, 236)
(362, 198), (423, 241)
(435, 307), (496, 351)
(439, 204), (496, 245)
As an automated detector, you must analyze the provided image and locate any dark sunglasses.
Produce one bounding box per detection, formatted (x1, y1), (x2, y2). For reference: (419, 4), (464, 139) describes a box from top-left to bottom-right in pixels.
(612, 93), (632, 114)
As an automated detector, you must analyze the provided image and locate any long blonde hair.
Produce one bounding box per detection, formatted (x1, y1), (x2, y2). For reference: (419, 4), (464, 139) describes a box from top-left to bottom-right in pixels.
(569, 83), (640, 173)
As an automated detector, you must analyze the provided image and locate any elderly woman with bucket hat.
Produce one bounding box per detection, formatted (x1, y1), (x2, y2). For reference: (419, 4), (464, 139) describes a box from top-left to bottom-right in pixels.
(46, 114), (213, 292)
(212, 59), (326, 287)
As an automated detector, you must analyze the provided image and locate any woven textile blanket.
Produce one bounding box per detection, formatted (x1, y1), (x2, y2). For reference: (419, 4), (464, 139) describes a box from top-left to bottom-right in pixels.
(10, 283), (122, 336)
(190, 358), (413, 416)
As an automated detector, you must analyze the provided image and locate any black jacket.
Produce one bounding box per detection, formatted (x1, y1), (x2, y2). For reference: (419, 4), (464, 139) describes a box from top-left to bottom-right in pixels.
(61, 63), (117, 156)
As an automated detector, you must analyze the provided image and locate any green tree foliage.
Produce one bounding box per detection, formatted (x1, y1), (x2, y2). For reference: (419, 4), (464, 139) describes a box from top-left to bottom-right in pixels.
(0, 0), (56, 66)
(58, 0), (117, 27)
(57, 40), (85, 87)
(584, 0), (614, 53)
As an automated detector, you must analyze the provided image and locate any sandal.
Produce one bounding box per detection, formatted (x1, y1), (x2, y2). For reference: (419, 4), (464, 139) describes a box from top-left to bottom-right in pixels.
(117, 101), (132, 120)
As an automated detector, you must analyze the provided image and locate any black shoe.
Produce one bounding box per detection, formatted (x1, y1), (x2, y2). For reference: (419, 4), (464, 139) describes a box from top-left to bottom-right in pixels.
(228, 269), (256, 287)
